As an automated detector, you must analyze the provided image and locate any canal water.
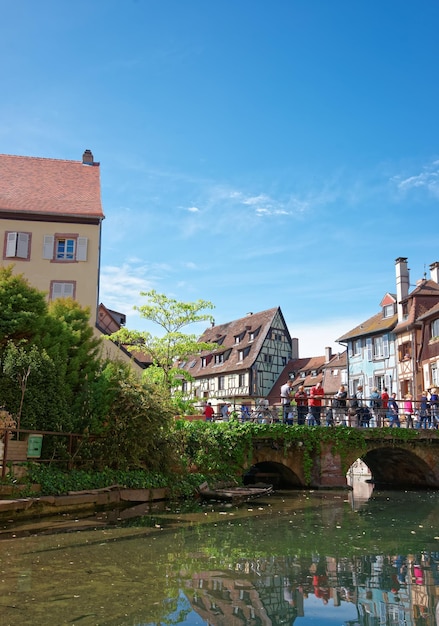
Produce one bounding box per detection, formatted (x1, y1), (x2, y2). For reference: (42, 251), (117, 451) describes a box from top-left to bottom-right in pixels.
(1, 479), (439, 626)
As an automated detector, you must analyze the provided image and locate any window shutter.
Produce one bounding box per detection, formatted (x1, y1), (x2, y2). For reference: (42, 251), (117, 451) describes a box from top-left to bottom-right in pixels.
(6, 232), (17, 257)
(385, 374), (392, 391)
(383, 335), (389, 359)
(16, 233), (29, 258)
(368, 376), (373, 395)
(52, 282), (74, 299)
(366, 338), (372, 361)
(348, 342), (353, 358)
(43, 235), (54, 259)
(76, 237), (88, 261)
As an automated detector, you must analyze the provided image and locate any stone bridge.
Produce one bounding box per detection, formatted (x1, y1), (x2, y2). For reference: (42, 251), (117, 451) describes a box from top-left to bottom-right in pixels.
(243, 431), (439, 490)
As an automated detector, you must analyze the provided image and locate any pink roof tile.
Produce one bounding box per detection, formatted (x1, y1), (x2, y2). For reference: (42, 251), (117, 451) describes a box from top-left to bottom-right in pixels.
(0, 153), (104, 220)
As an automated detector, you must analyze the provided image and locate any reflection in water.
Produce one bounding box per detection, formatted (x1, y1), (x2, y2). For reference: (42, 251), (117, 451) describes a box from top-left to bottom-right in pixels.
(0, 488), (439, 625)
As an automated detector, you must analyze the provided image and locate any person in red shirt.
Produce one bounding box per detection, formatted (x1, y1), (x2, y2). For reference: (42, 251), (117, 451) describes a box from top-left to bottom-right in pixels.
(203, 402), (215, 422)
(381, 387), (389, 426)
(309, 382), (324, 425)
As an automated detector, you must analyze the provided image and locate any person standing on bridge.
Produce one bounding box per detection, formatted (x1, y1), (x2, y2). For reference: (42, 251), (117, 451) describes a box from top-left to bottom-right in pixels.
(309, 382), (324, 426)
(295, 385), (308, 425)
(387, 393), (400, 427)
(280, 379), (294, 424)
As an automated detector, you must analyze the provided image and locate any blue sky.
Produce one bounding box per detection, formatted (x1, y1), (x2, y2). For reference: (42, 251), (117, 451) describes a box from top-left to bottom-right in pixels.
(2, 0), (439, 355)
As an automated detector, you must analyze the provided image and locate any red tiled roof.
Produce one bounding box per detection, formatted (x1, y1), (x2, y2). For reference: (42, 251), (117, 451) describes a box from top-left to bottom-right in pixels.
(266, 355), (326, 404)
(395, 279), (439, 332)
(0, 153), (104, 219)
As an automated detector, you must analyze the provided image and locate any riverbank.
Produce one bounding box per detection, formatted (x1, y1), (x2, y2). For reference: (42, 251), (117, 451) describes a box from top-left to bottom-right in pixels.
(0, 485), (170, 520)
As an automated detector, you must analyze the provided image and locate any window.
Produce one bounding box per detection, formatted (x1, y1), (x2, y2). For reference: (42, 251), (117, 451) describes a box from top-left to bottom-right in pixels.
(383, 304), (395, 318)
(218, 376), (225, 390)
(351, 339), (361, 356)
(431, 363), (439, 386)
(281, 356), (287, 366)
(398, 341), (411, 362)
(248, 327), (260, 341)
(234, 331), (245, 344)
(238, 373), (246, 386)
(373, 336), (384, 358)
(43, 234), (88, 262)
(238, 346), (251, 360)
(50, 281), (76, 300)
(4, 231), (31, 260)
(431, 319), (439, 340)
(214, 353), (224, 365)
(201, 357), (207, 368)
(264, 354), (273, 363)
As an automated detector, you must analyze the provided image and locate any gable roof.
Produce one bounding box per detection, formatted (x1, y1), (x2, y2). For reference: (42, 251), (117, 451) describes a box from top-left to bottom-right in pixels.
(0, 153), (104, 220)
(266, 355), (326, 404)
(395, 279), (439, 332)
(337, 310), (398, 342)
(180, 307), (287, 377)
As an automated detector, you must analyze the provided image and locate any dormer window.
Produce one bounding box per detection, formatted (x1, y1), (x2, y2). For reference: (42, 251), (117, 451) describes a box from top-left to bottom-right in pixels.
(238, 346), (251, 361)
(234, 331), (246, 344)
(215, 335), (225, 345)
(300, 372), (306, 378)
(248, 327), (260, 342)
(383, 304), (395, 318)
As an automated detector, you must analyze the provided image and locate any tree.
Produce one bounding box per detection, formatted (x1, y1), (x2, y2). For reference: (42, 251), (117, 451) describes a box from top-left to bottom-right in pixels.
(110, 290), (219, 391)
(86, 361), (176, 471)
(0, 265), (48, 351)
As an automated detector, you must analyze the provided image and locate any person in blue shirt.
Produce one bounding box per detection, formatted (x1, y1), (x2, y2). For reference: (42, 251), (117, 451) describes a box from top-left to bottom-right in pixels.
(387, 393), (400, 427)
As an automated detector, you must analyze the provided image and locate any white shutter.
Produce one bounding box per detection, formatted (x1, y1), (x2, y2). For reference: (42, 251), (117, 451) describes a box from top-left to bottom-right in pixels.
(16, 233), (29, 258)
(5, 232), (17, 257)
(423, 363), (430, 388)
(43, 235), (54, 259)
(62, 283), (75, 298)
(76, 237), (88, 261)
(366, 338), (372, 361)
(51, 282), (74, 299)
(383, 335), (389, 359)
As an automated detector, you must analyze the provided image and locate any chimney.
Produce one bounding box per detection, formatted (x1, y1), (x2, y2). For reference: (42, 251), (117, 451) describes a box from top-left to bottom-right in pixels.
(325, 346), (332, 363)
(291, 337), (299, 360)
(395, 257), (409, 322)
(82, 149), (94, 165)
(430, 262), (439, 284)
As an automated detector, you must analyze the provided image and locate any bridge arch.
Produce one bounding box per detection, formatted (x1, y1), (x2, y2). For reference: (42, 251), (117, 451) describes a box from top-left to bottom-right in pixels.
(243, 461), (303, 489)
(358, 446), (439, 489)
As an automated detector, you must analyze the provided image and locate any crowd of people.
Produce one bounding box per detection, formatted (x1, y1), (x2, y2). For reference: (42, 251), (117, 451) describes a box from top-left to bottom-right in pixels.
(279, 382), (439, 428)
(201, 385), (439, 428)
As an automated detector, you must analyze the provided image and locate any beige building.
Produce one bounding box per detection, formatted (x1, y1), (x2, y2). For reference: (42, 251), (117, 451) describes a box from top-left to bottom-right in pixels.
(0, 150), (144, 372)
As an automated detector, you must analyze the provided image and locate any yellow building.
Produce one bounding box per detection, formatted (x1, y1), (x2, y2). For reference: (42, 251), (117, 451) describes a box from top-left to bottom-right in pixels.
(0, 150), (146, 372)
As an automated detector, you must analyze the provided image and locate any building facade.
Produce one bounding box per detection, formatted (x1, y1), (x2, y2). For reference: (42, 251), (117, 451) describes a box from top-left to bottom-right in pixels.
(178, 307), (295, 413)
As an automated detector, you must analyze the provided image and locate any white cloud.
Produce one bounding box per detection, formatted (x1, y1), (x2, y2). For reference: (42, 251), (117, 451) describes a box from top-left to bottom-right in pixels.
(392, 161), (439, 197)
(289, 317), (359, 357)
(187, 206), (200, 212)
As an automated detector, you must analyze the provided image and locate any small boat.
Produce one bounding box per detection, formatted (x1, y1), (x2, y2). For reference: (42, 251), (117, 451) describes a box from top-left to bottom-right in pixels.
(198, 481), (273, 502)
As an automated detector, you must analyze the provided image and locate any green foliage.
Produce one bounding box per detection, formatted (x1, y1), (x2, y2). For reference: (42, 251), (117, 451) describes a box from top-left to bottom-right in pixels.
(23, 464), (210, 498)
(109, 290), (218, 392)
(84, 361), (177, 471)
(1, 341), (71, 431)
(0, 265), (48, 351)
(171, 422), (424, 485)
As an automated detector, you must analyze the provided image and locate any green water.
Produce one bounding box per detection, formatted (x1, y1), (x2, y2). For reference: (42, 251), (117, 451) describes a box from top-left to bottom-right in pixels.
(1, 483), (439, 625)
